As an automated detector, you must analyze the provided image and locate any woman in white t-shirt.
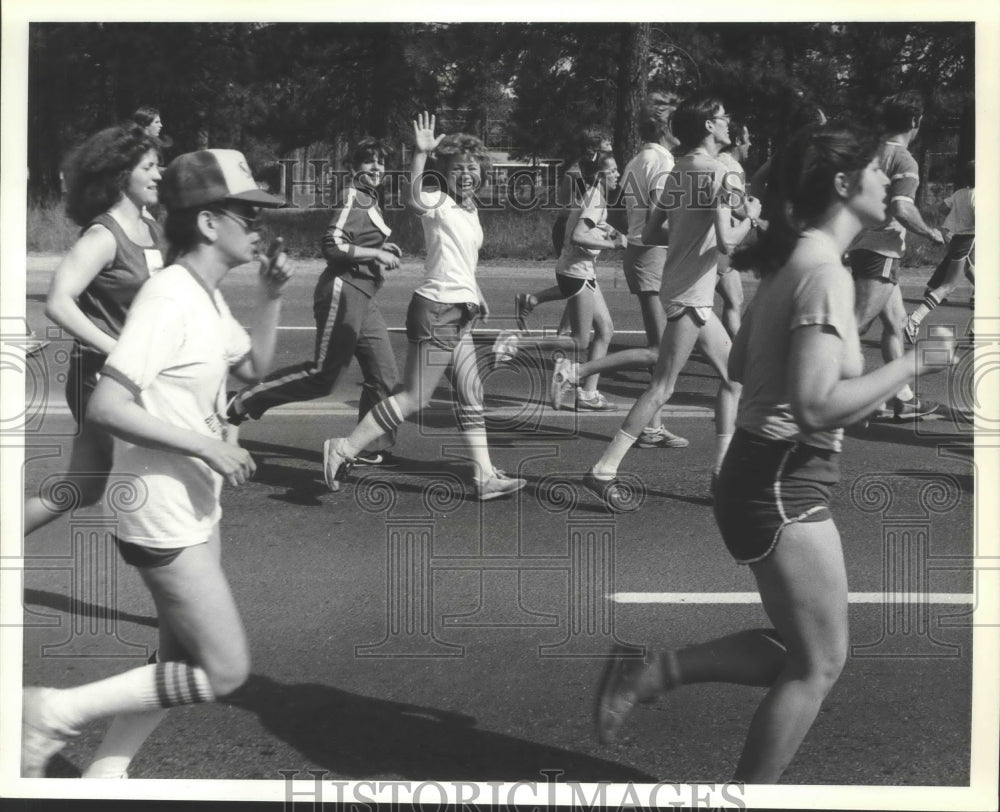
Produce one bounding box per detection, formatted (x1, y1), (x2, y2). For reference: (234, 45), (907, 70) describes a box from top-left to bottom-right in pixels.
(21, 149), (291, 779)
(322, 112), (526, 502)
(593, 125), (957, 782)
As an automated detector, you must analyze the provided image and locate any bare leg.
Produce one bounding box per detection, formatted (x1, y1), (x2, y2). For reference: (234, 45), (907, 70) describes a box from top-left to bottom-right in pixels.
(735, 519), (849, 782)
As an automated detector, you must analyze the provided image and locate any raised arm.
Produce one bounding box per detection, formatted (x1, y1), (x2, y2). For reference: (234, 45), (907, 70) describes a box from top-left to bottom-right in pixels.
(406, 111), (445, 215)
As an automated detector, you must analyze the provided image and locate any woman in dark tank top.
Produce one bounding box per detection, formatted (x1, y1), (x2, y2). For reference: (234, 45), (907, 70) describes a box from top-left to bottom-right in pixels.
(24, 124), (165, 535)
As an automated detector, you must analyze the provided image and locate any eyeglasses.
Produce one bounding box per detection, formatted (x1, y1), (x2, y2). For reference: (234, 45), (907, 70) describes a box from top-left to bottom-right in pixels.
(218, 208), (260, 232)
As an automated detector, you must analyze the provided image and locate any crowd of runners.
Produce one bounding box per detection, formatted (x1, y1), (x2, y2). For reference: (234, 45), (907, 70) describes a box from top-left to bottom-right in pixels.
(21, 88), (971, 783)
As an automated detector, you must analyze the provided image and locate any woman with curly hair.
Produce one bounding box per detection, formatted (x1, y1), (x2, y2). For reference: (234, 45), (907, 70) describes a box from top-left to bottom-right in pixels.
(322, 112), (525, 501)
(593, 123), (957, 782)
(24, 125), (165, 535)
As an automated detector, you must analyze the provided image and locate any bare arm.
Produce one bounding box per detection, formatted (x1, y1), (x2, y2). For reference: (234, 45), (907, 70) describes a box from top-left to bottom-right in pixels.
(88, 375), (256, 485)
(406, 111), (445, 215)
(715, 195), (761, 255)
(891, 198), (944, 244)
(789, 324), (953, 432)
(45, 225), (119, 355)
(571, 216), (626, 251)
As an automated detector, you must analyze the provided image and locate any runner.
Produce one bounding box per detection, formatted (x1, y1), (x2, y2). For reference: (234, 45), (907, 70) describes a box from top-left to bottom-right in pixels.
(904, 159), (975, 341)
(594, 123), (957, 782)
(583, 94), (759, 509)
(321, 112), (526, 501)
(497, 148), (628, 411)
(24, 125), (165, 536)
(848, 91), (944, 420)
(21, 148), (291, 779)
(538, 96), (688, 447)
(226, 137), (402, 465)
(515, 127), (614, 332)
(715, 120), (753, 340)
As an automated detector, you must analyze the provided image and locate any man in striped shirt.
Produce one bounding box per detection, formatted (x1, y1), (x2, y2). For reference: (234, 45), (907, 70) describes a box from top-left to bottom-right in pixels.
(849, 92), (944, 421)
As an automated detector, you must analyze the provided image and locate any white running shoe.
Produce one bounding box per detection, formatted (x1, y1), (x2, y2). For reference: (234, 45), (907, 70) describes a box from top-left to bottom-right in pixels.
(322, 438), (354, 492)
(576, 388), (616, 411)
(475, 468), (527, 501)
(550, 356), (577, 410)
(491, 330), (521, 369)
(21, 688), (75, 778)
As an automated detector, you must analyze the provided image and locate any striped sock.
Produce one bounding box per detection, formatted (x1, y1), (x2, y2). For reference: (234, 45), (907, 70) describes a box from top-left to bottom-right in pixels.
(371, 396), (404, 436)
(48, 663), (214, 732)
(455, 403), (486, 432)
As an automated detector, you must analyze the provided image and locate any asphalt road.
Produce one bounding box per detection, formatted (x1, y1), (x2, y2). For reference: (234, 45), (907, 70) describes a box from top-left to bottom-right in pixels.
(16, 255), (979, 792)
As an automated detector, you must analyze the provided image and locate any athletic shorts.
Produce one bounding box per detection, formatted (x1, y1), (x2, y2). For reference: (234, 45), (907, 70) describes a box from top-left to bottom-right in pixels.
(555, 274), (597, 298)
(622, 244), (667, 294)
(115, 536), (186, 568)
(849, 249), (899, 285)
(66, 343), (107, 425)
(664, 303), (713, 326)
(405, 293), (478, 351)
(714, 429), (840, 564)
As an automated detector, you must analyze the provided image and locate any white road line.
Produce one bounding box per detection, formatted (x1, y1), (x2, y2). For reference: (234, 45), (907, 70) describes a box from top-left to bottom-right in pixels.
(275, 326), (652, 336)
(611, 592), (975, 604)
(31, 403), (714, 418)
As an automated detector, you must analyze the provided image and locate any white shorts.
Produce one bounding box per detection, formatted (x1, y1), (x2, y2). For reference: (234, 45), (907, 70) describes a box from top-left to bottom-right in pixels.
(664, 303), (713, 326)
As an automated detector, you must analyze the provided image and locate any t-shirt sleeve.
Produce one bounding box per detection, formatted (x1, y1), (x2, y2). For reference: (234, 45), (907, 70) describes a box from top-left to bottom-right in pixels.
(103, 293), (186, 395)
(578, 186), (606, 228)
(790, 264), (856, 341)
(887, 151), (920, 204)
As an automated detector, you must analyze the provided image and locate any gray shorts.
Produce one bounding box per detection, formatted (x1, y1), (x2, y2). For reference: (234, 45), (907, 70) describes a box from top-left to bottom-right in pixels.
(622, 244), (667, 294)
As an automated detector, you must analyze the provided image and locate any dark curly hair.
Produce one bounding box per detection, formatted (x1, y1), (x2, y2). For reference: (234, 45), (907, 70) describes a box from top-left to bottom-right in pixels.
(346, 136), (393, 170)
(733, 123), (877, 277)
(63, 125), (163, 226)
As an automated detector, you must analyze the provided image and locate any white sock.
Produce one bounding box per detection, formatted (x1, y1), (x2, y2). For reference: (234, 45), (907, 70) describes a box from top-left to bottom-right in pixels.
(593, 429), (638, 477)
(897, 385), (915, 402)
(50, 663), (214, 731)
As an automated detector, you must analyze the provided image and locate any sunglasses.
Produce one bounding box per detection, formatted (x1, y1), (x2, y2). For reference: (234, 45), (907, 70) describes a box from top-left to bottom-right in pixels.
(218, 208), (261, 232)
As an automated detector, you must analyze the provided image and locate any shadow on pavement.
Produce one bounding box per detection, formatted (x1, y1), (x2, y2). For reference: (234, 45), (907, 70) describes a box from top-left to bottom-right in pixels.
(227, 673), (657, 782)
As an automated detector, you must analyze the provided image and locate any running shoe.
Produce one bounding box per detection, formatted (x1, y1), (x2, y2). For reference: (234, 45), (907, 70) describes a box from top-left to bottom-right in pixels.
(634, 426), (689, 449)
(582, 471), (631, 513)
(491, 330), (520, 369)
(891, 396), (939, 422)
(550, 356), (576, 410)
(576, 388), (616, 411)
(21, 688), (74, 778)
(594, 644), (660, 745)
(322, 438), (354, 492)
(903, 316), (920, 346)
(514, 293), (533, 330)
(475, 468), (527, 501)
(353, 450), (398, 466)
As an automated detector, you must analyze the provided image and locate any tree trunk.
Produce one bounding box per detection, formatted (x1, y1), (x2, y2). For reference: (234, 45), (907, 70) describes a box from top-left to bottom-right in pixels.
(613, 23), (651, 169)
